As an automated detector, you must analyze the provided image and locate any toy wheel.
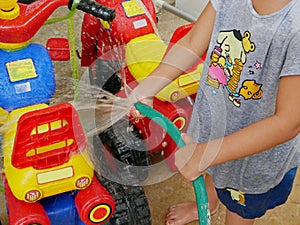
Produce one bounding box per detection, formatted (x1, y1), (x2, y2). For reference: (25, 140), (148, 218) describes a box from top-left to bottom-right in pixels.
(97, 175), (151, 225)
(89, 59), (122, 94)
(3, 175), (50, 225)
(75, 177), (115, 225)
(6, 193), (50, 225)
(93, 118), (151, 184)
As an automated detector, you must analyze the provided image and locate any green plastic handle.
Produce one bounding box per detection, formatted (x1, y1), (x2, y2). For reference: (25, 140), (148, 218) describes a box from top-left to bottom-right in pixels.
(134, 102), (211, 225)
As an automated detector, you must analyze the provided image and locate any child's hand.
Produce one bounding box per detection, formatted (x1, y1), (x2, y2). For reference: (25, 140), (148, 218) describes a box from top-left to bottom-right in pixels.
(127, 76), (172, 119)
(128, 95), (154, 120)
(175, 133), (207, 182)
(128, 83), (153, 120)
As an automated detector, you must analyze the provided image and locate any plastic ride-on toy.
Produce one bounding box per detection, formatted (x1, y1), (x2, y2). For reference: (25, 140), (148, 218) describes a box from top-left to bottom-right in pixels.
(2, 102), (115, 225)
(80, 0), (205, 182)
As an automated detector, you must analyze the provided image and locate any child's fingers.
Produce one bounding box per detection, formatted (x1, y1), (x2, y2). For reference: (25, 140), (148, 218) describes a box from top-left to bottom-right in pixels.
(129, 106), (144, 119)
(128, 97), (154, 120)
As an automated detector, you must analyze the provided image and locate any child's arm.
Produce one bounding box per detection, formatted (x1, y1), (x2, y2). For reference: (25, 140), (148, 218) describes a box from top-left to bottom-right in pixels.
(177, 75), (300, 181)
(129, 1), (216, 104)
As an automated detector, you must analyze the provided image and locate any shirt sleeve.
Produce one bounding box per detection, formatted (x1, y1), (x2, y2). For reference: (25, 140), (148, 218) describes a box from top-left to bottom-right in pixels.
(280, 30), (300, 77)
(210, 0), (220, 11)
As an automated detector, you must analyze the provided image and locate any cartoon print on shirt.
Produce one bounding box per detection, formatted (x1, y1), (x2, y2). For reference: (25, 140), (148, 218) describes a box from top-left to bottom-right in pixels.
(239, 80), (263, 100)
(206, 29), (263, 107)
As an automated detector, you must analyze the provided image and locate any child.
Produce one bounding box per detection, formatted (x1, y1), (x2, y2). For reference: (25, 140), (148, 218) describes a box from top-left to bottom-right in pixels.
(129, 0), (300, 224)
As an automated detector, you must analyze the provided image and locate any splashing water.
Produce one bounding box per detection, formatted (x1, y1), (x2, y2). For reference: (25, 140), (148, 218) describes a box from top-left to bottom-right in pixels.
(0, 0), (180, 186)
(75, 82), (132, 138)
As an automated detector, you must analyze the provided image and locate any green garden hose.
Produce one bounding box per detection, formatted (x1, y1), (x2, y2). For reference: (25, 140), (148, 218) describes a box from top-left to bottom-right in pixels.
(134, 102), (211, 225)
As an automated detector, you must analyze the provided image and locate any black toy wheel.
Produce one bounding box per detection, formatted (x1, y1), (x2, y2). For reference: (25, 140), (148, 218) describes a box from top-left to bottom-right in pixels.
(93, 118), (151, 184)
(89, 59), (122, 94)
(97, 175), (151, 225)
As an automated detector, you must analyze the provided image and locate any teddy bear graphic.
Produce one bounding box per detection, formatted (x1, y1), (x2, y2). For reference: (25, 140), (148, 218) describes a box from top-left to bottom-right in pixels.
(206, 29), (262, 107)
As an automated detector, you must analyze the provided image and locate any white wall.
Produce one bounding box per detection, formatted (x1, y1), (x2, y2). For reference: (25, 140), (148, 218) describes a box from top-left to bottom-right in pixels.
(175, 0), (208, 19)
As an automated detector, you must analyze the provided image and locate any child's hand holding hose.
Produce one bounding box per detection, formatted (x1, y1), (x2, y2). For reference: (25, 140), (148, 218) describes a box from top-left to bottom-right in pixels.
(176, 133), (209, 182)
(132, 102), (211, 225)
(128, 75), (173, 119)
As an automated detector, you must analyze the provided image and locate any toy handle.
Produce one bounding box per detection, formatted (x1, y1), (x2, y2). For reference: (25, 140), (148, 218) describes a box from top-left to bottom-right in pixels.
(134, 102), (211, 225)
(68, 0), (116, 22)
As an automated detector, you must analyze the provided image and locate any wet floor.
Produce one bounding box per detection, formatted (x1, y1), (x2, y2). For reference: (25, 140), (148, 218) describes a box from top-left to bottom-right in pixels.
(1, 1), (300, 225)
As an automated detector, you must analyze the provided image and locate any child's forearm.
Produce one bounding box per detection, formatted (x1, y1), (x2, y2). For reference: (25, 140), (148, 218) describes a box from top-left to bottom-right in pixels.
(130, 2), (215, 100)
(208, 115), (299, 167)
(130, 38), (204, 99)
(207, 75), (300, 167)
(175, 112), (300, 182)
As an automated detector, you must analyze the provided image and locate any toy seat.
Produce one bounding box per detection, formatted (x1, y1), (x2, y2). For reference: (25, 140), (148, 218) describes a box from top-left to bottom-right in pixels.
(126, 33), (167, 82)
(3, 103), (94, 201)
(12, 102), (86, 170)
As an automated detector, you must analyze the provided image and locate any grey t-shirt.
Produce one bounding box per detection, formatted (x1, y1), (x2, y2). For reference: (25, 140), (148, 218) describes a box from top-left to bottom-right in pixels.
(188, 0), (300, 194)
